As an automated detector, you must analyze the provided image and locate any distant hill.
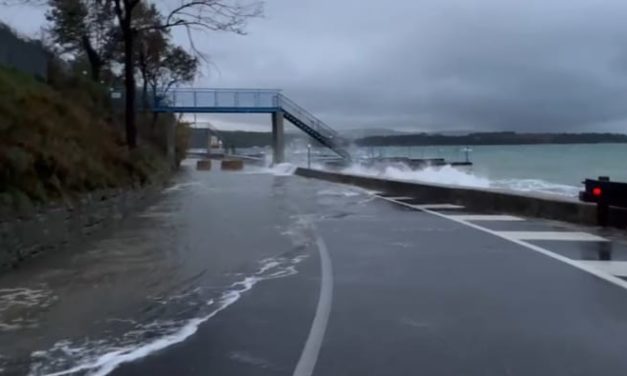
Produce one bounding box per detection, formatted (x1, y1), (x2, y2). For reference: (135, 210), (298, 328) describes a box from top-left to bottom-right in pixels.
(341, 128), (409, 139)
(355, 132), (627, 147)
(192, 130), (627, 149)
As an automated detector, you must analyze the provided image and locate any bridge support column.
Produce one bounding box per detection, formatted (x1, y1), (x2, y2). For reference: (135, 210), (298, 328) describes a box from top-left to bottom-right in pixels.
(272, 111), (285, 164)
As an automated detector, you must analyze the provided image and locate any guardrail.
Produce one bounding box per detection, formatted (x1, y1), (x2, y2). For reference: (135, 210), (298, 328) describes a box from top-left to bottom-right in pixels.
(277, 94), (339, 139)
(154, 88), (281, 111)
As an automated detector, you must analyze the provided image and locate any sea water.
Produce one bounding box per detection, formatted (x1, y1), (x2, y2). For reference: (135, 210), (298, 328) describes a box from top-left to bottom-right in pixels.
(348, 143), (627, 197)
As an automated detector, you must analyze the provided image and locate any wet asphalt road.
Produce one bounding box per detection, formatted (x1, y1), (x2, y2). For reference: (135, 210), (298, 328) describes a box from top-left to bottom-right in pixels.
(4, 162), (627, 375)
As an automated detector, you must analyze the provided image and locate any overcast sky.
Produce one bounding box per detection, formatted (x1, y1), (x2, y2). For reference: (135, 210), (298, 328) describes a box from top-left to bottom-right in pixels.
(3, 0), (627, 133)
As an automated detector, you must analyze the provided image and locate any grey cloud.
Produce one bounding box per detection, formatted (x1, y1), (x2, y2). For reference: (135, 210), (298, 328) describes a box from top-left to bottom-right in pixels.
(4, 0), (627, 132)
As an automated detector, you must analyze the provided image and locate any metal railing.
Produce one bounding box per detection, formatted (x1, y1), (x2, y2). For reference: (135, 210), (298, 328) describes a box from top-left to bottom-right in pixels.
(155, 88), (281, 110)
(277, 94), (340, 140)
(152, 88), (350, 158)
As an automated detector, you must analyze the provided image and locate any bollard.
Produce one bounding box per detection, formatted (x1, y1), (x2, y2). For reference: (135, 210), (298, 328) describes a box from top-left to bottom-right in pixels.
(221, 159), (244, 171)
(196, 160), (212, 171)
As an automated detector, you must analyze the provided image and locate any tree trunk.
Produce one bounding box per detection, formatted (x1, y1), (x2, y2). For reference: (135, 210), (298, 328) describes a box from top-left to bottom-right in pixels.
(82, 35), (102, 82)
(139, 47), (149, 111)
(151, 84), (159, 130)
(123, 20), (137, 149)
(141, 74), (149, 112)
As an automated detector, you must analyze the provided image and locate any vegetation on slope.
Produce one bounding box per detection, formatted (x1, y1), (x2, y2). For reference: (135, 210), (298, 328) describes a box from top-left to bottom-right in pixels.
(0, 67), (170, 212)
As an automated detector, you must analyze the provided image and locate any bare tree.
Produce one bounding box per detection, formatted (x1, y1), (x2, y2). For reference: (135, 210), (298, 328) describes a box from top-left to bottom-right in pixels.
(109, 0), (262, 149)
(45, 0), (116, 81)
(2, 0), (263, 149)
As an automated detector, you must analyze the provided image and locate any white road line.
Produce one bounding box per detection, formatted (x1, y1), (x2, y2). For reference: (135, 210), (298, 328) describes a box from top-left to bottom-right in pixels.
(448, 215), (523, 221)
(293, 228), (334, 376)
(576, 261), (627, 277)
(413, 204), (465, 210)
(378, 196), (415, 200)
(496, 231), (608, 242)
(373, 195), (627, 292)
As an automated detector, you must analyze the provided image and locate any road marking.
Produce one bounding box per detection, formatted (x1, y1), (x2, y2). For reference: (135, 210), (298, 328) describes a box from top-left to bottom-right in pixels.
(448, 215), (524, 221)
(576, 261), (627, 277)
(495, 231), (608, 242)
(378, 196), (414, 200)
(413, 204), (465, 210)
(372, 195), (627, 292)
(293, 228), (334, 376)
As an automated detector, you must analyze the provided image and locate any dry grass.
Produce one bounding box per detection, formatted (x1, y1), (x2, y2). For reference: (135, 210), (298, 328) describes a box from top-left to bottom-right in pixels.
(0, 67), (168, 211)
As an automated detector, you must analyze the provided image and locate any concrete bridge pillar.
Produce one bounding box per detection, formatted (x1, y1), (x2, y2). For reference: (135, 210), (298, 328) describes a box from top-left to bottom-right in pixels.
(272, 111), (285, 164)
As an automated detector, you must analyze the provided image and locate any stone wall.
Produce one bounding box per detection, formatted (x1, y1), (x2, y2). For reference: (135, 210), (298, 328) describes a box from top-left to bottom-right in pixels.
(0, 183), (165, 271)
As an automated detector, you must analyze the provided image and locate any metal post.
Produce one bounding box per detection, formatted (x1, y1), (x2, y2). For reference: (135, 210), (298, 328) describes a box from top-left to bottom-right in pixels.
(464, 147), (471, 163)
(272, 111), (285, 164)
(307, 144), (312, 169)
(598, 176), (610, 227)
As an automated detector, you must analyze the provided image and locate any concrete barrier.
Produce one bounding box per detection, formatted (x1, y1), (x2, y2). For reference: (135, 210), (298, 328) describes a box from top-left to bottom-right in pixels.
(295, 167), (627, 229)
(196, 160), (212, 171)
(221, 159), (244, 171)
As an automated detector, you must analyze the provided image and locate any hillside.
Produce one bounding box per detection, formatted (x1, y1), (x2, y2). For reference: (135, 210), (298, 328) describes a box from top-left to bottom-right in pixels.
(0, 66), (171, 212)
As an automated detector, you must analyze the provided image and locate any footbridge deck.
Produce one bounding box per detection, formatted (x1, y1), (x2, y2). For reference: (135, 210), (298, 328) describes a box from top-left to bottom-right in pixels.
(152, 89), (351, 161)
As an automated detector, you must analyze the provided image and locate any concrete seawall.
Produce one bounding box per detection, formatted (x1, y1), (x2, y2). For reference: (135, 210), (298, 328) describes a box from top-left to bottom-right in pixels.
(295, 167), (627, 229)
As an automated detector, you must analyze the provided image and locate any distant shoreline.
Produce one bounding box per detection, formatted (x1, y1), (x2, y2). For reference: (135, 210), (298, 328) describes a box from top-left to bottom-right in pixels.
(354, 132), (627, 147)
(190, 129), (627, 148)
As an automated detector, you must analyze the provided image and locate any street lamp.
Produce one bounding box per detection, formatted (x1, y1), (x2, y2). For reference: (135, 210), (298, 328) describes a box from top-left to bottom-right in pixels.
(307, 144), (312, 169)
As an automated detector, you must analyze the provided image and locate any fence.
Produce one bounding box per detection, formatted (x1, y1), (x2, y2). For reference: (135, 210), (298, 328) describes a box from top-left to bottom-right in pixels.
(0, 23), (47, 79)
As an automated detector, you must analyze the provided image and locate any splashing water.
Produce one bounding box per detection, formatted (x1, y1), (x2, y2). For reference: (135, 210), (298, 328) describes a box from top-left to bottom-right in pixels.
(341, 164), (491, 188)
(335, 163), (579, 197)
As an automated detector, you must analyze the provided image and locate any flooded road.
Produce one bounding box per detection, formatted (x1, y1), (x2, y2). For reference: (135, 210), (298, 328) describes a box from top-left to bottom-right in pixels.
(0, 162), (331, 375)
(7, 161), (627, 375)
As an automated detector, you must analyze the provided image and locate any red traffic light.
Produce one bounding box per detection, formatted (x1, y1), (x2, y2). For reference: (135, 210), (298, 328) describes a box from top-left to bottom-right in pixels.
(592, 187), (603, 197)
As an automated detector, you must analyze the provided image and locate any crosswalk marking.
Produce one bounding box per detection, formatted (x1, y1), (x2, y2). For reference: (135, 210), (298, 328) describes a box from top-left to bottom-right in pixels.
(575, 261), (627, 277)
(371, 193), (627, 290)
(494, 231), (608, 242)
(447, 215), (523, 221)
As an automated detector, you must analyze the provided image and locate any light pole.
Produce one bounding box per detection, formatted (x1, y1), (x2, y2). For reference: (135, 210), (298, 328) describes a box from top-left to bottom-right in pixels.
(463, 147), (472, 163)
(307, 144), (312, 169)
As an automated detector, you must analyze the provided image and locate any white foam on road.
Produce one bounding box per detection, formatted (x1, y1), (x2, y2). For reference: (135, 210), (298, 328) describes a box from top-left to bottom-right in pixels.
(448, 215), (524, 221)
(30, 256), (308, 376)
(316, 188), (361, 197)
(246, 163), (297, 176)
(162, 182), (205, 194)
(412, 204), (465, 210)
(0, 287), (57, 332)
(495, 231), (608, 242)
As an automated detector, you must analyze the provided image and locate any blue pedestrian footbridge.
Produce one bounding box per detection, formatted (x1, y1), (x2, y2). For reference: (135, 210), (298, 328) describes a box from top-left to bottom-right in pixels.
(153, 88), (351, 160)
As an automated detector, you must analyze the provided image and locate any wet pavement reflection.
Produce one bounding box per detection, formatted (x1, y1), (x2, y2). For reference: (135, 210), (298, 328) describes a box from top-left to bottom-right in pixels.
(0, 162), (359, 375)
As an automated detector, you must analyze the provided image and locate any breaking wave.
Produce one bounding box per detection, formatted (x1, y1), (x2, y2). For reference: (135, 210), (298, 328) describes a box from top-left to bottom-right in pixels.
(336, 164), (579, 197)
